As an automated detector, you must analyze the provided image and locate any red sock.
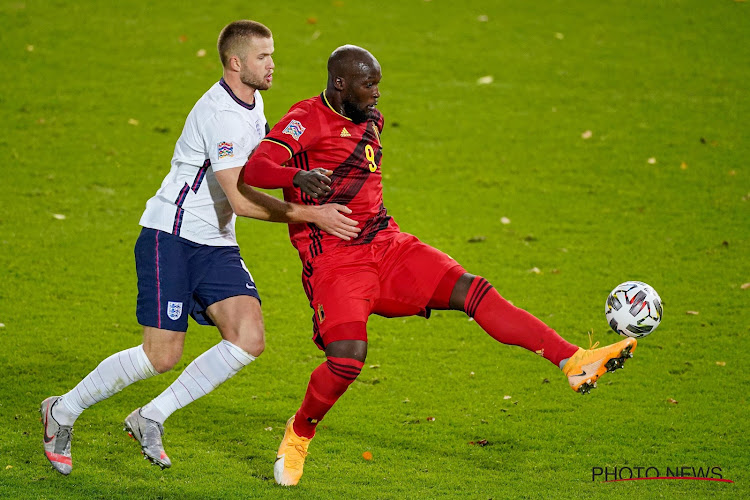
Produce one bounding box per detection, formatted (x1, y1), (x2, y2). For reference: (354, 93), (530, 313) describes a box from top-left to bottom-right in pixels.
(465, 277), (579, 366)
(293, 356), (364, 438)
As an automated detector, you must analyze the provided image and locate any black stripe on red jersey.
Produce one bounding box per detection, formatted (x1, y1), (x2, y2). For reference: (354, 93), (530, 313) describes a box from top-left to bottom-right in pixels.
(354, 205), (393, 245)
(307, 223), (324, 258)
(263, 137), (294, 158)
(319, 122), (381, 207)
(302, 261), (314, 278)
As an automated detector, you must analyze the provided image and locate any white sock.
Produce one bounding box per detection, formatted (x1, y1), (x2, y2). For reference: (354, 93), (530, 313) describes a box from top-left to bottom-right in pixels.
(140, 340), (255, 424)
(54, 345), (157, 426)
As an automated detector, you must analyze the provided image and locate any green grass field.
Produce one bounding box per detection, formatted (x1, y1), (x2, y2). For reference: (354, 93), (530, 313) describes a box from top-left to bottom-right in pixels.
(1, 0), (748, 498)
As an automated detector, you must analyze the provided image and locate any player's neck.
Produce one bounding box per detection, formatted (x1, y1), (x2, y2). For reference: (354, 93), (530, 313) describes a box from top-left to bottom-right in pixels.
(323, 88), (345, 118)
(222, 74), (257, 106)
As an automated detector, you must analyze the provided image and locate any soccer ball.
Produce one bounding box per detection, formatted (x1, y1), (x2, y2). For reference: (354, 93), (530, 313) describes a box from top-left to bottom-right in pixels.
(605, 281), (663, 338)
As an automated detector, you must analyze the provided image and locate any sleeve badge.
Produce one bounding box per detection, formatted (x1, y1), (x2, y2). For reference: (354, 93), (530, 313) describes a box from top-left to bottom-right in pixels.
(282, 120), (306, 141)
(217, 141), (234, 159)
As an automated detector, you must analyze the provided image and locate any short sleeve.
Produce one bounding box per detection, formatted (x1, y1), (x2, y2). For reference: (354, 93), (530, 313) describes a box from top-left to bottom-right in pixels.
(263, 101), (321, 158)
(204, 110), (260, 172)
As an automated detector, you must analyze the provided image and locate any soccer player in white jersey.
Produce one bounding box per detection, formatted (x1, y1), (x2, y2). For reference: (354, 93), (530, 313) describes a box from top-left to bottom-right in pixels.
(40, 20), (359, 475)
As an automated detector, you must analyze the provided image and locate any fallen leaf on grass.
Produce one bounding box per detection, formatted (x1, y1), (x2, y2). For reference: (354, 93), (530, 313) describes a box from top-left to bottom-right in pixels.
(503, 395), (512, 400)
(128, 118), (139, 126)
(686, 310), (700, 315)
(26, 45), (34, 52)
(647, 157), (657, 164)
(362, 451), (373, 460)
(5, 465), (11, 470)
(680, 162), (688, 170)
(716, 361), (726, 366)
(196, 49), (206, 57)
(667, 398), (678, 404)
(469, 439), (489, 446)
(52, 214), (66, 220)
(477, 75), (493, 85)
(741, 283), (750, 290)
(369, 364), (380, 369)
(581, 130), (593, 139)
(468, 236), (486, 243)
(477, 15), (489, 22)
(529, 267), (541, 274)
(264, 427), (273, 431)
(426, 417), (436, 422)
(500, 217), (511, 225)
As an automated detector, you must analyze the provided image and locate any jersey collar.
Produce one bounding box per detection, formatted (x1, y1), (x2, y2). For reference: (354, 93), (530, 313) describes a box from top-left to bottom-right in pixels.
(220, 78), (256, 110)
(321, 90), (352, 121)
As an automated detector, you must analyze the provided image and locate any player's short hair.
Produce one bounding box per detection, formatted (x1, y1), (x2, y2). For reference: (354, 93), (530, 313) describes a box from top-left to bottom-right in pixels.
(217, 20), (272, 67)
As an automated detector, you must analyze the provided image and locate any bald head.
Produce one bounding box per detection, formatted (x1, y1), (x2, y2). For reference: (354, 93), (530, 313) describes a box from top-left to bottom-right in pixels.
(327, 45), (380, 88)
(325, 45), (381, 124)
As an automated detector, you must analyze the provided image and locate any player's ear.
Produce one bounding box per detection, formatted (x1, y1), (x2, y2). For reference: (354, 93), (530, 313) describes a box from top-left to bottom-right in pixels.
(334, 77), (345, 91)
(229, 55), (241, 72)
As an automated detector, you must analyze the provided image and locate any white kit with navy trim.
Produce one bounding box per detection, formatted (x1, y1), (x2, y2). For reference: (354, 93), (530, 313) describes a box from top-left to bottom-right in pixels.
(139, 79), (268, 246)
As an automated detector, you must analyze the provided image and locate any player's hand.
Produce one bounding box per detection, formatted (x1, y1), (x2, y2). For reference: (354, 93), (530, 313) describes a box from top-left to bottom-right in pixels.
(309, 204), (360, 241)
(293, 168), (333, 198)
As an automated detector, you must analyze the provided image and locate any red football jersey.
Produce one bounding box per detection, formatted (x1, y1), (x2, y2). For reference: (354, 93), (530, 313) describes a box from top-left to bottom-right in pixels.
(260, 92), (400, 263)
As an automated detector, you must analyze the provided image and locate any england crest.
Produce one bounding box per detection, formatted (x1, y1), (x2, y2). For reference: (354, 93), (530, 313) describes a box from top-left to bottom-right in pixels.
(167, 301), (183, 320)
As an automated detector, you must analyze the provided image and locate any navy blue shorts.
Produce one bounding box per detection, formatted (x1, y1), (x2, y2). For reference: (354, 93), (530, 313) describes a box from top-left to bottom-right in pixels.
(135, 227), (261, 332)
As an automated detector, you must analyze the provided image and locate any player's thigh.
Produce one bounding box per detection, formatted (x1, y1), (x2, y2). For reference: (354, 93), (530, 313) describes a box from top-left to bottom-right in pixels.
(191, 245), (262, 336)
(135, 228), (192, 332)
(205, 295), (264, 356)
(142, 326), (187, 373)
(376, 233), (464, 315)
(305, 248), (379, 336)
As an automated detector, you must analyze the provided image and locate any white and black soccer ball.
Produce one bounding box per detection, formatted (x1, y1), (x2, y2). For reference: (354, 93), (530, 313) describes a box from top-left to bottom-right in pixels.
(605, 281), (663, 338)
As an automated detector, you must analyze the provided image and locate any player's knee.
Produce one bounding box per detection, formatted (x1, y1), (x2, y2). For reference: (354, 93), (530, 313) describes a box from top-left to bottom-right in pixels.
(226, 319), (265, 358)
(450, 273), (478, 311)
(325, 339), (368, 363)
(146, 350), (182, 374)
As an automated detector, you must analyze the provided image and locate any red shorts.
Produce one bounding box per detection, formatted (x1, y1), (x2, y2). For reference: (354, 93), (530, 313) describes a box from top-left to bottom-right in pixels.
(302, 232), (465, 349)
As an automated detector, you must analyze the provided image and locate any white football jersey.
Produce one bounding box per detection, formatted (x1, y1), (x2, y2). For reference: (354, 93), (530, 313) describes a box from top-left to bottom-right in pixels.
(139, 79), (268, 246)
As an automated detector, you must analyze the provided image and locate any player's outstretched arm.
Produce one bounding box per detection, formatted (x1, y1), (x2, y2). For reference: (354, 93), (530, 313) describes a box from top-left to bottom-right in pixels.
(214, 167), (359, 240)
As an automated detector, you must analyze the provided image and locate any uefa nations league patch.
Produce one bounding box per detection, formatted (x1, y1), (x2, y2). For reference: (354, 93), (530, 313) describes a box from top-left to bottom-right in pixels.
(282, 120), (306, 141)
(217, 141), (234, 159)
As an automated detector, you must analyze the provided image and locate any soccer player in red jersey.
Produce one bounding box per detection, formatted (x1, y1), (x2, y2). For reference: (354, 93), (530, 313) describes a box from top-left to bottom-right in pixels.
(243, 45), (638, 486)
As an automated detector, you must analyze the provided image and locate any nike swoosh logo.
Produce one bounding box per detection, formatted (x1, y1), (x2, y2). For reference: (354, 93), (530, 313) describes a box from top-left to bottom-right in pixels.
(43, 406), (55, 443)
(571, 370), (587, 378)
